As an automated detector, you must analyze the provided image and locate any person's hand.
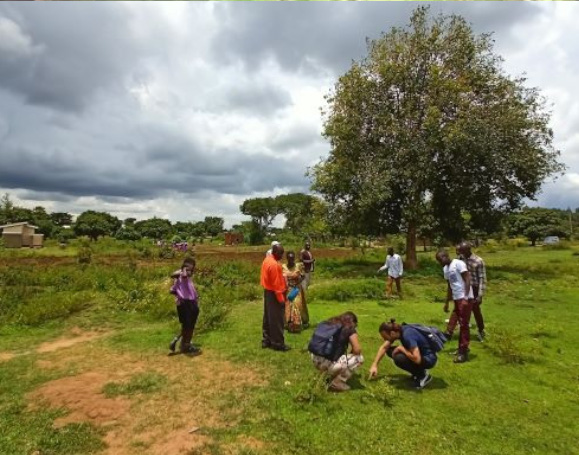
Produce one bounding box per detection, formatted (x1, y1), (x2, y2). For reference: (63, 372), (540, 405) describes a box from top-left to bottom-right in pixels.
(392, 346), (403, 356)
(475, 296), (482, 304)
(443, 302), (449, 313)
(368, 365), (378, 380)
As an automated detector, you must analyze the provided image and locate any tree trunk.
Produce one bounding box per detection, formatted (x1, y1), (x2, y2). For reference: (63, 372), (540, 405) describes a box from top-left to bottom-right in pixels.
(405, 222), (418, 270)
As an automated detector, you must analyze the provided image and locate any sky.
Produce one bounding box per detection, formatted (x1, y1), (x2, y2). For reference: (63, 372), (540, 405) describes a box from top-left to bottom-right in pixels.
(0, 1), (578, 227)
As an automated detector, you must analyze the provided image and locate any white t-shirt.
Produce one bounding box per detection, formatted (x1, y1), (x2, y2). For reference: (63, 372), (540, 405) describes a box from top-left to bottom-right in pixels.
(378, 254), (403, 278)
(443, 259), (473, 300)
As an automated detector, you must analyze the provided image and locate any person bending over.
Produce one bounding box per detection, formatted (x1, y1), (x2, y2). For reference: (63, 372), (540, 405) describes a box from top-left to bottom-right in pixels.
(368, 319), (437, 390)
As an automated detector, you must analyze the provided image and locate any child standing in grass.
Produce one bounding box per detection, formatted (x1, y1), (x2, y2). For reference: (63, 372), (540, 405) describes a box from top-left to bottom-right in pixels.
(169, 258), (201, 356)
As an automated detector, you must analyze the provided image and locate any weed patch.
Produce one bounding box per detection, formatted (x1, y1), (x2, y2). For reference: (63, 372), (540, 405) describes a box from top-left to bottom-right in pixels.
(102, 371), (168, 397)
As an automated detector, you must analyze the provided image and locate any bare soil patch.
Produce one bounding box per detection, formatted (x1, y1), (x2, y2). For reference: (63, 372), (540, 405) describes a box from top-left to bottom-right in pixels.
(0, 352), (16, 363)
(37, 328), (110, 353)
(28, 346), (268, 455)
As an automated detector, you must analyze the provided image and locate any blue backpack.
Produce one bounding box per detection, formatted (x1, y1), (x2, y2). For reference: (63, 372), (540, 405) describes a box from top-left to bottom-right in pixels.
(404, 324), (447, 353)
(308, 322), (343, 360)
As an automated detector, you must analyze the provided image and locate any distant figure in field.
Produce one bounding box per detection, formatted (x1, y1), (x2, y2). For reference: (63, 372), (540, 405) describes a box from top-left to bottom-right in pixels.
(261, 243), (290, 351)
(169, 258), (201, 356)
(300, 241), (315, 290)
(282, 251), (309, 329)
(435, 249), (472, 363)
(452, 242), (487, 342)
(377, 246), (403, 299)
(368, 319), (440, 390)
(308, 311), (363, 392)
(266, 240), (280, 257)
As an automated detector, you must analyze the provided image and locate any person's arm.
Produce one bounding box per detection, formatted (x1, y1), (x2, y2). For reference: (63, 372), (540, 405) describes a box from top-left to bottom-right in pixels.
(273, 264), (287, 303)
(349, 333), (362, 356)
(170, 269), (181, 279)
(398, 256), (403, 276)
(444, 281), (452, 312)
(462, 270), (471, 299)
(392, 345), (422, 365)
(369, 340), (391, 379)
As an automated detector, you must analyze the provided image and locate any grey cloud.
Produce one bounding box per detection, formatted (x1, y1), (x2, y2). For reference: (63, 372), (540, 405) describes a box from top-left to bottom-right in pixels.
(0, 131), (310, 201)
(222, 82), (293, 116)
(212, 2), (543, 75)
(0, 2), (143, 112)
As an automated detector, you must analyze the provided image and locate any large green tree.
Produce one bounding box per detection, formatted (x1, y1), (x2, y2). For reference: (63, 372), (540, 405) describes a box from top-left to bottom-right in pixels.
(74, 211), (121, 241)
(311, 7), (564, 268)
(134, 217), (172, 240)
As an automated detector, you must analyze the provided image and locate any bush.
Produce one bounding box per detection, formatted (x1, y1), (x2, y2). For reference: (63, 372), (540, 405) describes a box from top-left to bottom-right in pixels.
(480, 239), (499, 253)
(77, 239), (93, 264)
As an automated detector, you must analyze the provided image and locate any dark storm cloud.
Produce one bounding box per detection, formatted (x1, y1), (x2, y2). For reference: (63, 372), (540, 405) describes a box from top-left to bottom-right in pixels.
(212, 1), (543, 75)
(0, 2), (142, 112)
(0, 133), (310, 200)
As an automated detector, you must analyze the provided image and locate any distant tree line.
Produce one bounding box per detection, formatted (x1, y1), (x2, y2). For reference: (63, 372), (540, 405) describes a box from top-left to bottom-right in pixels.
(0, 193), (224, 243)
(0, 192), (576, 247)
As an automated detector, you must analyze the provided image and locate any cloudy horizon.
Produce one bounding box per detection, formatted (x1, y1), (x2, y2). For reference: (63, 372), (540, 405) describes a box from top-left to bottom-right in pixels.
(1, 1), (578, 228)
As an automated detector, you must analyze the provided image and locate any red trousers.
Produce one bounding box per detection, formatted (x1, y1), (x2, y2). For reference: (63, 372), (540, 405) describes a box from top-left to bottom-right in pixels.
(446, 298), (472, 354)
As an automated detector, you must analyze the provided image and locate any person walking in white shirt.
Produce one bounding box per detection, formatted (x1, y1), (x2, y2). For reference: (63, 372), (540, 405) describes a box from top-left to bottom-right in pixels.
(377, 247), (404, 299)
(435, 249), (473, 363)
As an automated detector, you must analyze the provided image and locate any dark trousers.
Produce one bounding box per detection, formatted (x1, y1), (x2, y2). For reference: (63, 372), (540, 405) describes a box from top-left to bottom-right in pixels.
(262, 290), (285, 348)
(446, 298), (472, 354)
(448, 288), (485, 334)
(177, 299), (199, 349)
(386, 276), (402, 297)
(387, 347), (436, 379)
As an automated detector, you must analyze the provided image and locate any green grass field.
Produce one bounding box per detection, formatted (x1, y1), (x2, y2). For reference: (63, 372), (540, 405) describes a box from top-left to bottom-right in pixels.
(1, 244), (578, 454)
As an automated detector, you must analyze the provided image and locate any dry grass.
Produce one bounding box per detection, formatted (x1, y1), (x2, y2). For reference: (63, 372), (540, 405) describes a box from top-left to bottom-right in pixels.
(26, 334), (269, 455)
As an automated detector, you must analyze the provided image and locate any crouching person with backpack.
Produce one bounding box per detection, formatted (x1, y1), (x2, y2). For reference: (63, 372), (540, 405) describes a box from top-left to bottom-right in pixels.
(308, 312), (363, 392)
(369, 319), (444, 390)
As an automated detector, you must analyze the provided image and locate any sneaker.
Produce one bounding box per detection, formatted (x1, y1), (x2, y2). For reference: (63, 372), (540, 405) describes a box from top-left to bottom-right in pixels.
(443, 332), (452, 342)
(272, 344), (291, 352)
(416, 373), (432, 390)
(454, 352), (469, 363)
(329, 380), (351, 392)
(477, 331), (486, 342)
(169, 336), (180, 353)
(261, 341), (271, 349)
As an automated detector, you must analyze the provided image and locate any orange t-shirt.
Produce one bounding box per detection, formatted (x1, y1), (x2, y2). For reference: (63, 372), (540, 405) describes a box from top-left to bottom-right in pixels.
(260, 255), (286, 303)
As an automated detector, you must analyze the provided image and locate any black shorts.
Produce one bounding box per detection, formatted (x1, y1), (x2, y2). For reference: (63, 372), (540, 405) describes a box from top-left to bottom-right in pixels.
(177, 299), (199, 330)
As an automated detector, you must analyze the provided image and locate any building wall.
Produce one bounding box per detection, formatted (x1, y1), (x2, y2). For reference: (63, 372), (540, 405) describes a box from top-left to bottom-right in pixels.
(2, 225), (25, 234)
(2, 233), (23, 248)
(32, 234), (44, 247)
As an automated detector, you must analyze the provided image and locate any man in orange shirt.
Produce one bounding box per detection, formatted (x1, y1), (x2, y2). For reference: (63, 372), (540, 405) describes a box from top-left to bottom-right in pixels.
(261, 243), (290, 351)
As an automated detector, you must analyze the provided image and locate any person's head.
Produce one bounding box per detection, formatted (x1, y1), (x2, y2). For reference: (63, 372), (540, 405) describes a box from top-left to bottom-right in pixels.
(181, 257), (196, 276)
(458, 241), (472, 258)
(455, 245), (461, 257)
(435, 249), (450, 266)
(286, 251), (296, 266)
(271, 240), (280, 249)
(387, 247), (394, 256)
(327, 311), (358, 330)
(304, 241), (311, 250)
(378, 318), (402, 342)
(272, 243), (284, 261)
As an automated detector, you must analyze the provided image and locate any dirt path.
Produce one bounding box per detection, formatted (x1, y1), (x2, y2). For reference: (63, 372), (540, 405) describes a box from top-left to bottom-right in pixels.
(25, 332), (269, 454)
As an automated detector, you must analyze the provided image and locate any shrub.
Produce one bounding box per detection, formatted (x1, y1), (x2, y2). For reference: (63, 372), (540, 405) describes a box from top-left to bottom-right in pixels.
(483, 328), (533, 364)
(77, 238), (93, 264)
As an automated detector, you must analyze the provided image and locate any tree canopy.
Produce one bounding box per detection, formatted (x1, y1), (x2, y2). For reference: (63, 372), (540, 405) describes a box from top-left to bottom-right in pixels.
(311, 6), (564, 267)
